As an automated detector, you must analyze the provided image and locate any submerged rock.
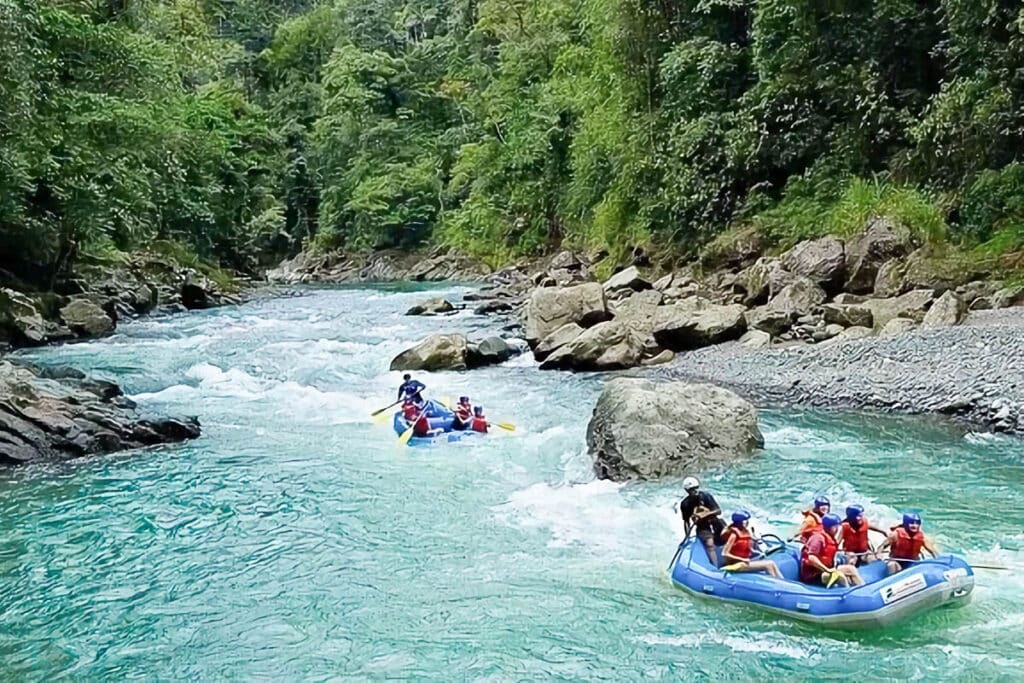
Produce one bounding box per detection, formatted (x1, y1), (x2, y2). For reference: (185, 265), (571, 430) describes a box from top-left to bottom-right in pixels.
(406, 297), (455, 316)
(0, 361), (199, 464)
(586, 378), (764, 482)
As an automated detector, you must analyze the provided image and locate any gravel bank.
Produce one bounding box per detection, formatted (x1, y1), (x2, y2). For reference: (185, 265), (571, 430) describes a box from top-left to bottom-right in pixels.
(664, 308), (1024, 434)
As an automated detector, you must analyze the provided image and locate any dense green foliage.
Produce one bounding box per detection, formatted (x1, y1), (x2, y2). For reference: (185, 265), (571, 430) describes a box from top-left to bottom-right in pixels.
(2, 0), (1024, 285)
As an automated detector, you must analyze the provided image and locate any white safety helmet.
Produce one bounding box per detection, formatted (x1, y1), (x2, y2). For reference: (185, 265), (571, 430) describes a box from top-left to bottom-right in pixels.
(682, 476), (699, 491)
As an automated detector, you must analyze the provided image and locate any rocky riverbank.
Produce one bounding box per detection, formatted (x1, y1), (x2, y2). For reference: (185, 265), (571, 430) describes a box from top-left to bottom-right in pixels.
(664, 307), (1024, 435)
(0, 361), (200, 464)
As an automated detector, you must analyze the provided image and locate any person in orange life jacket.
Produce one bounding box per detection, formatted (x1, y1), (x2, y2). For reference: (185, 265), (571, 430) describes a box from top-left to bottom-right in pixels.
(880, 512), (940, 574)
(453, 396), (473, 430)
(470, 405), (488, 433)
(839, 504), (887, 566)
(798, 495), (831, 541)
(800, 513), (865, 587)
(679, 476), (727, 566)
(721, 511), (783, 578)
(402, 401), (431, 437)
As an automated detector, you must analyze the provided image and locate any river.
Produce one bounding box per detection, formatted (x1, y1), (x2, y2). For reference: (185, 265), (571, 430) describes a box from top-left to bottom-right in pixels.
(2, 284), (1023, 679)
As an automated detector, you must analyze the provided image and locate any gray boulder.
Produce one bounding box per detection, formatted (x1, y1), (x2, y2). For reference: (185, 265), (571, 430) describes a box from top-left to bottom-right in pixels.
(739, 329), (772, 349)
(652, 301), (746, 351)
(0, 288), (47, 344)
(740, 257), (786, 306)
(921, 291), (966, 328)
(768, 277), (827, 317)
(744, 306), (792, 337)
(863, 289), (935, 329)
(781, 236), (846, 292)
(524, 282), (608, 344)
(821, 303), (873, 329)
(467, 336), (523, 368)
(586, 378), (764, 481)
(832, 292), (868, 305)
(406, 297), (455, 316)
(603, 266), (652, 297)
(389, 333), (469, 371)
(534, 323), (584, 361)
(873, 259), (908, 298)
(879, 317), (918, 337)
(540, 321), (644, 371)
(641, 349), (675, 366)
(992, 284), (1024, 309)
(59, 299), (115, 338)
(844, 218), (911, 293)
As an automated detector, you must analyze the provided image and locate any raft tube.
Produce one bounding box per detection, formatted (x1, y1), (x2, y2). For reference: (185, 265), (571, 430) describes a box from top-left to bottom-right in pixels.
(668, 537), (974, 629)
(392, 400), (485, 445)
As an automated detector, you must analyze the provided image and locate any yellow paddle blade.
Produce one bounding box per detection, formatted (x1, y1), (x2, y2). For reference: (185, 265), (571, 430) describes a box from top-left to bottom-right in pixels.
(494, 422), (516, 432)
(373, 410), (391, 424)
(826, 569), (842, 588)
(722, 563), (745, 572)
(438, 397), (451, 409)
(398, 424), (416, 446)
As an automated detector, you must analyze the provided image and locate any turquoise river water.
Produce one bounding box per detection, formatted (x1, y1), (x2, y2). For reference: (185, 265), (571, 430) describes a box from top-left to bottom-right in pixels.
(3, 284), (1023, 680)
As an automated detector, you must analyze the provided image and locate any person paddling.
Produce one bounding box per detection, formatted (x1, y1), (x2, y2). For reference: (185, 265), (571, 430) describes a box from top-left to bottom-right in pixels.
(840, 504), (886, 566)
(800, 514), (864, 588)
(798, 495), (831, 541)
(679, 476), (726, 566)
(881, 513), (940, 574)
(397, 374), (426, 405)
(722, 511), (783, 578)
(470, 405), (488, 433)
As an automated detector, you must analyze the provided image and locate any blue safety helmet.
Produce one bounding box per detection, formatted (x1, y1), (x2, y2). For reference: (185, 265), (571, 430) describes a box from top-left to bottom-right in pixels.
(814, 495), (830, 510)
(459, 396), (470, 404)
(731, 510), (751, 526)
(822, 513), (842, 529)
(845, 504), (864, 522)
(903, 512), (922, 527)
(473, 406), (483, 416)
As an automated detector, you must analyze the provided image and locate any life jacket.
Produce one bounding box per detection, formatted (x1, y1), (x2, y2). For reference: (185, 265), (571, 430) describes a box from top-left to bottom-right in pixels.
(841, 518), (871, 554)
(889, 525), (925, 561)
(800, 509), (824, 540)
(800, 530), (838, 582)
(471, 416), (488, 433)
(455, 403), (472, 422)
(724, 525), (753, 560)
(402, 403), (429, 435)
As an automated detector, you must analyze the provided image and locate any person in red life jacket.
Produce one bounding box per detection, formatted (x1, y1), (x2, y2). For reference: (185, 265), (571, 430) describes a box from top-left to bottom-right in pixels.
(881, 512), (940, 574)
(800, 513), (865, 587)
(840, 504), (887, 566)
(721, 511), (782, 578)
(453, 396), (473, 431)
(402, 401), (431, 437)
(797, 495), (831, 541)
(470, 405), (488, 433)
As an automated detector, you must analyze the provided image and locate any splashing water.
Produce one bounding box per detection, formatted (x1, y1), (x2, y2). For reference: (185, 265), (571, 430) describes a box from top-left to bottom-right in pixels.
(3, 285), (1023, 679)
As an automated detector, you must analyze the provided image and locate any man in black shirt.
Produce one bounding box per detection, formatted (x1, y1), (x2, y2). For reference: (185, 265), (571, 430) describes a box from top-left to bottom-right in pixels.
(679, 476), (726, 566)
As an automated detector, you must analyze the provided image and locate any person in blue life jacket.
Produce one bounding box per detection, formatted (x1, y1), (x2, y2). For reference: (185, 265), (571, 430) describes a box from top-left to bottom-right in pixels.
(397, 374), (426, 406)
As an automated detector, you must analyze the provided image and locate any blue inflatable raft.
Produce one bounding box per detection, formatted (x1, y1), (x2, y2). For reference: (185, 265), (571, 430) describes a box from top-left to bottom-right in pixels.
(392, 400), (484, 446)
(668, 536), (974, 629)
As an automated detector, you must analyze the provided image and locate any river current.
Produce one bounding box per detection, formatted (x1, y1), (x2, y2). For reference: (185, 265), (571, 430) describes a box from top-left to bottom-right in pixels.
(3, 285), (1023, 680)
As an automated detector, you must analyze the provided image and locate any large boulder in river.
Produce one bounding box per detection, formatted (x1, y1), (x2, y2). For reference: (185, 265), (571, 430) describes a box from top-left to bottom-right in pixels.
(0, 361), (200, 464)
(0, 288), (47, 345)
(524, 282), (608, 344)
(844, 217), (912, 294)
(534, 323), (584, 361)
(406, 297), (455, 316)
(652, 300), (746, 351)
(586, 378), (764, 481)
(466, 336), (523, 367)
(59, 299), (115, 338)
(781, 236), (846, 293)
(390, 333), (469, 371)
(539, 321), (644, 371)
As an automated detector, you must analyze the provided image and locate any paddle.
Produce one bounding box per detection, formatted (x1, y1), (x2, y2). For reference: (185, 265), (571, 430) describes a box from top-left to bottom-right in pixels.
(372, 388), (424, 417)
(398, 409), (425, 446)
(443, 397), (516, 432)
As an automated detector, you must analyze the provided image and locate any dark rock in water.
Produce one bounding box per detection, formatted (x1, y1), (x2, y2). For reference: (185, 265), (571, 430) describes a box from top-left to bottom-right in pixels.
(474, 300), (514, 315)
(467, 336), (523, 368)
(406, 297), (455, 316)
(586, 378), (763, 481)
(0, 361), (200, 465)
(181, 277), (213, 310)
